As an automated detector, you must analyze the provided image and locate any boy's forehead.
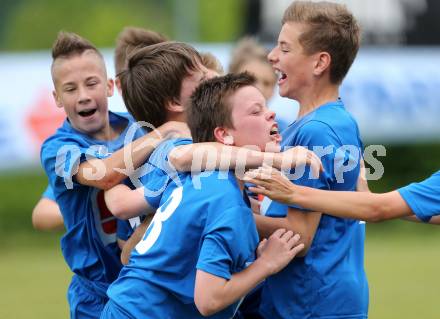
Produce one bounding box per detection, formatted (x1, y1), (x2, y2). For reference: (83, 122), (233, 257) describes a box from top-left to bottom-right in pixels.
(52, 50), (107, 83)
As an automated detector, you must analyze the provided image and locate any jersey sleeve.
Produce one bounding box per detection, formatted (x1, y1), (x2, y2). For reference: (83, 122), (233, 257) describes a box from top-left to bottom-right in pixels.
(141, 138), (192, 208)
(398, 171), (440, 222)
(42, 185), (55, 201)
(196, 205), (257, 280)
(41, 134), (112, 192)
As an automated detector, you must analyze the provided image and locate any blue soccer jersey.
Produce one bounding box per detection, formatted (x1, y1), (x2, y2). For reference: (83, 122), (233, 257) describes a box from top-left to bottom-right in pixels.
(398, 170), (440, 222)
(260, 100), (368, 319)
(103, 168), (259, 319)
(42, 184), (56, 200)
(140, 137), (193, 208)
(40, 112), (144, 298)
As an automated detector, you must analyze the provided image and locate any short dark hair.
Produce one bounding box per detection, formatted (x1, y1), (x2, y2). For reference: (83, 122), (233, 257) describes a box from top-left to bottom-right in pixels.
(119, 41), (202, 128)
(114, 26), (168, 75)
(187, 72), (256, 143)
(282, 1), (360, 84)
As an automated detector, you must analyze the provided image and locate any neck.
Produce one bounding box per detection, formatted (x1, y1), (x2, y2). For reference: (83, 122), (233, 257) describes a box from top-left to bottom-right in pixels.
(296, 82), (339, 119)
(93, 123), (118, 141)
(166, 112), (186, 124)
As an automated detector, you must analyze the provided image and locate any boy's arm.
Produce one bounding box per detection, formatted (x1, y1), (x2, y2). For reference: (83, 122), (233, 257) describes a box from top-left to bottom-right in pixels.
(245, 167), (413, 222)
(32, 198), (64, 231)
(254, 209), (321, 256)
(168, 143), (322, 176)
(104, 185), (154, 219)
(76, 121), (188, 190)
(194, 230), (304, 317)
(119, 216), (154, 265)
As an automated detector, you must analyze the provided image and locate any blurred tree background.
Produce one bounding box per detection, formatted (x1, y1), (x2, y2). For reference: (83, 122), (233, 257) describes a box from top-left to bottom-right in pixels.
(0, 0), (245, 52)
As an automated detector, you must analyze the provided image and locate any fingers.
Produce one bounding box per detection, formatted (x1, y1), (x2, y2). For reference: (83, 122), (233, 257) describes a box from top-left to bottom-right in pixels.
(247, 186), (269, 197)
(290, 243), (305, 256)
(280, 230), (294, 242)
(287, 233), (301, 247)
(271, 228), (287, 239)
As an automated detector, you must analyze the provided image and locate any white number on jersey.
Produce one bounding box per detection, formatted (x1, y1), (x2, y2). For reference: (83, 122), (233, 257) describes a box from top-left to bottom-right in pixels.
(135, 186), (183, 254)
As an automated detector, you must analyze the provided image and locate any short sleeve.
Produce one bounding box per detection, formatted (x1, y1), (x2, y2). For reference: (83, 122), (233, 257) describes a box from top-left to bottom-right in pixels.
(41, 135), (110, 191)
(196, 205), (257, 280)
(398, 171), (440, 222)
(42, 185), (56, 201)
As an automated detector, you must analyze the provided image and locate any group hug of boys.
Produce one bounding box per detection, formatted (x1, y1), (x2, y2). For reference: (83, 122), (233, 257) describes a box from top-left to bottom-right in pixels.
(38, 1), (440, 318)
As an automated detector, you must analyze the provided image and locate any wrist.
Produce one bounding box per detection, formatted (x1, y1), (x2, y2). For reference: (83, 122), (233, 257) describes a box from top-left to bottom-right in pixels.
(253, 255), (275, 276)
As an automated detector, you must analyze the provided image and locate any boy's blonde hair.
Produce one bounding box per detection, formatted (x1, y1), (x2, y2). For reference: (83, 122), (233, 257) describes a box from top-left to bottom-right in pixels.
(229, 37), (269, 74)
(283, 1), (360, 84)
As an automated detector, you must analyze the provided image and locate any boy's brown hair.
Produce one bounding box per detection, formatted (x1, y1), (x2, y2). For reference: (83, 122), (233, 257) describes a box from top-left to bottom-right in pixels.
(187, 72), (256, 143)
(114, 26), (168, 75)
(282, 1), (360, 84)
(119, 41), (202, 128)
(51, 31), (104, 77)
(229, 37), (269, 74)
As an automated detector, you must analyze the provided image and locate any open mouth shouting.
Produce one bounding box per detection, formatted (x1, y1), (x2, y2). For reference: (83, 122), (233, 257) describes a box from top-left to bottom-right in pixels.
(270, 123), (282, 144)
(78, 108), (97, 118)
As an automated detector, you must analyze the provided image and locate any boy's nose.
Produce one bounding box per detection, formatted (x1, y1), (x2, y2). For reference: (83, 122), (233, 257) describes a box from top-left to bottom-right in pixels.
(267, 48), (278, 64)
(266, 109), (276, 121)
(78, 87), (91, 104)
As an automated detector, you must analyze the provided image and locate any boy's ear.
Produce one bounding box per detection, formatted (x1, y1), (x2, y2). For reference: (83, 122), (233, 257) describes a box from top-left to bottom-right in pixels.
(115, 77), (122, 96)
(165, 99), (185, 114)
(52, 90), (63, 109)
(313, 52), (331, 77)
(214, 127), (234, 145)
(107, 78), (115, 98)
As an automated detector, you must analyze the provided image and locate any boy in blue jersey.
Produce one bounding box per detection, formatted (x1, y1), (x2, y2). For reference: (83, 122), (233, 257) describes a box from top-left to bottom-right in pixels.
(101, 72), (305, 319)
(245, 167), (440, 224)
(40, 32), (187, 319)
(102, 41), (321, 264)
(32, 27), (169, 233)
(248, 2), (368, 318)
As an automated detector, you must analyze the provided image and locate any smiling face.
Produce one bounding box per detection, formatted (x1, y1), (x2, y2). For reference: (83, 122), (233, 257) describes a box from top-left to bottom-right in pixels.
(268, 22), (317, 101)
(225, 85), (281, 152)
(52, 50), (114, 139)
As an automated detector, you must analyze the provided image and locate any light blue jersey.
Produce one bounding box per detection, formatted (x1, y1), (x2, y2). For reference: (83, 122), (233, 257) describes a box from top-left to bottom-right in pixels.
(398, 170), (440, 222)
(260, 100), (368, 319)
(42, 184), (55, 200)
(102, 140), (259, 319)
(41, 112), (144, 316)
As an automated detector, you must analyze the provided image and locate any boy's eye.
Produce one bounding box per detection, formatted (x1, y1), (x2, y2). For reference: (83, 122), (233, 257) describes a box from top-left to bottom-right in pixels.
(64, 87), (75, 92)
(87, 81), (97, 87)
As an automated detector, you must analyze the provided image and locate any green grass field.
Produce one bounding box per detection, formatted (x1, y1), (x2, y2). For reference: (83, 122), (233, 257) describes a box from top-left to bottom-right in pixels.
(0, 225), (438, 319)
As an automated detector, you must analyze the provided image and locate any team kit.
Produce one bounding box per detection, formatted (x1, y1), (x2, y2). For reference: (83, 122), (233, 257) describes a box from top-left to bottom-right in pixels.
(35, 1), (440, 318)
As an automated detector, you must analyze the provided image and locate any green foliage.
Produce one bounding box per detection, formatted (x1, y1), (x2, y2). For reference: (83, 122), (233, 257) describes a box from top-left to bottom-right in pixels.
(0, 0), (247, 51)
(1, 0), (173, 51)
(198, 0), (244, 42)
(367, 142), (440, 193)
